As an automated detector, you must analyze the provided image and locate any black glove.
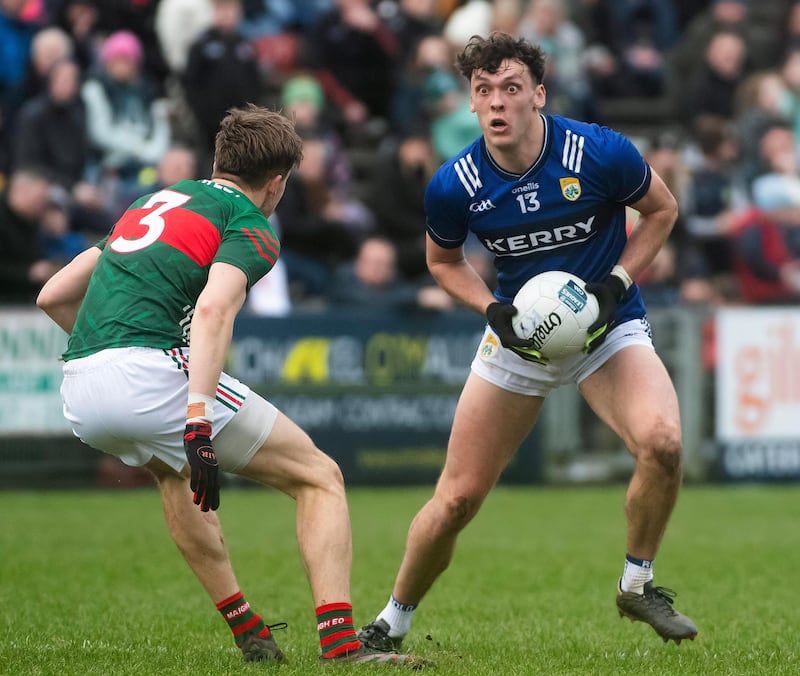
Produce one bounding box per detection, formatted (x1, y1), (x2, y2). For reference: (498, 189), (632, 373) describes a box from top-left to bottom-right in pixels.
(486, 302), (536, 349)
(184, 422), (220, 512)
(584, 273), (627, 353)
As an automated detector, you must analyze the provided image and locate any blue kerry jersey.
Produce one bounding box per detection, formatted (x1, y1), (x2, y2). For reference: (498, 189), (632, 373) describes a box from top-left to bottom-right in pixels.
(425, 114), (652, 324)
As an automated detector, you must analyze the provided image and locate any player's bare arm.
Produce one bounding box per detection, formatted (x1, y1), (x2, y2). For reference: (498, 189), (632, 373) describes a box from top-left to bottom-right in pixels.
(425, 233), (497, 314)
(617, 169), (678, 279)
(187, 261), (248, 399)
(36, 246), (102, 334)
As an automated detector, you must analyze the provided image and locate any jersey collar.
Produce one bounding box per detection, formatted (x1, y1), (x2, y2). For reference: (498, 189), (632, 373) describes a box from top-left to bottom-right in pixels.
(480, 113), (552, 182)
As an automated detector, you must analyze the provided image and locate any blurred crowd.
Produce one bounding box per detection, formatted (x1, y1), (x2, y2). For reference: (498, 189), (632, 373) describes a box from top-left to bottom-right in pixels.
(3, 0), (800, 313)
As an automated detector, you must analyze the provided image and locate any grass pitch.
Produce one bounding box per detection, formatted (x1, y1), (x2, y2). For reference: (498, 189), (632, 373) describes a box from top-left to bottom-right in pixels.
(2, 484), (798, 675)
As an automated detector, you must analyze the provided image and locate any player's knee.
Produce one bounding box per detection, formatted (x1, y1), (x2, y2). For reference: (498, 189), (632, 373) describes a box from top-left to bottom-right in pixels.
(636, 420), (682, 475)
(308, 449), (346, 494)
(437, 493), (481, 532)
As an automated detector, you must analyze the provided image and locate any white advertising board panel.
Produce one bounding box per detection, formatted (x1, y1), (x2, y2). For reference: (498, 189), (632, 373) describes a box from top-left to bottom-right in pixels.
(716, 308), (800, 479)
(0, 310), (71, 434)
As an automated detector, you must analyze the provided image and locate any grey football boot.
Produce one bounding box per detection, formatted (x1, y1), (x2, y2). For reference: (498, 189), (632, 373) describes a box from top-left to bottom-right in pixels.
(357, 619), (405, 652)
(616, 580), (698, 644)
(240, 622), (288, 663)
(319, 643), (432, 668)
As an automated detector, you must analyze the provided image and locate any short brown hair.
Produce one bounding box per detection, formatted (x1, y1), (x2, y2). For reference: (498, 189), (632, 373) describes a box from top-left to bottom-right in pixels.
(456, 32), (546, 85)
(213, 104), (303, 190)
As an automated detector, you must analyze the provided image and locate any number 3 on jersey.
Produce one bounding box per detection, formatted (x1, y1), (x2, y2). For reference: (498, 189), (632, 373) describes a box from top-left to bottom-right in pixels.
(110, 190), (191, 253)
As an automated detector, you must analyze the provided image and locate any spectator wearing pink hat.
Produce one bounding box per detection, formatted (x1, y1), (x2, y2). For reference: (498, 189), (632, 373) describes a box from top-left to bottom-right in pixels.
(82, 29), (171, 217)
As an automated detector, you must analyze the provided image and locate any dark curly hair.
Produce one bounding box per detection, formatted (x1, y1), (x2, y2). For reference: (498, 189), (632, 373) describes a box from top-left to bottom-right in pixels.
(456, 32), (546, 85)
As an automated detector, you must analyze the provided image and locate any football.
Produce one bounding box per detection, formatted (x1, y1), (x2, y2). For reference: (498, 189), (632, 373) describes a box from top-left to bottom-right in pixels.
(511, 270), (600, 360)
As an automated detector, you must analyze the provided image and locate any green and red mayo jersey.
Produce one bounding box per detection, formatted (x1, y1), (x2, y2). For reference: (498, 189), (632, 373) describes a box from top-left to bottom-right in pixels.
(63, 179), (279, 360)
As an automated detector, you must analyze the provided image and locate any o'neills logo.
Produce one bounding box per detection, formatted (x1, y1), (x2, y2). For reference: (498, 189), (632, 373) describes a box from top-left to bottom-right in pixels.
(530, 312), (562, 350)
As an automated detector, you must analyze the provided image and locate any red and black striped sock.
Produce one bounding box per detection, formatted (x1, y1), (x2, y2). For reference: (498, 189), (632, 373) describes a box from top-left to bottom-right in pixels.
(316, 602), (361, 658)
(217, 591), (270, 647)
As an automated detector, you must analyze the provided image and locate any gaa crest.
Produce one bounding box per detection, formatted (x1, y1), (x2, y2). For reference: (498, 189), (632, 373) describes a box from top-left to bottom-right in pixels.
(559, 177), (581, 201)
(480, 332), (499, 358)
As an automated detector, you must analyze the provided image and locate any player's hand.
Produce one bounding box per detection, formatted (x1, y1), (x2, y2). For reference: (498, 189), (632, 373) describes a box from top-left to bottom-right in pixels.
(584, 274), (627, 353)
(183, 422), (220, 512)
(486, 302), (536, 349)
(510, 345), (549, 365)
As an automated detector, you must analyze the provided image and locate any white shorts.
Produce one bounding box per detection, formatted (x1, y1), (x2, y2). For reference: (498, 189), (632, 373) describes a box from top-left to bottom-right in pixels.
(471, 318), (655, 397)
(61, 346), (278, 473)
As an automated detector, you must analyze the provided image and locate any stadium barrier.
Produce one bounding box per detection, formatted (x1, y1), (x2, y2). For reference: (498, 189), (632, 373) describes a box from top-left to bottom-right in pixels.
(1, 306), (798, 489)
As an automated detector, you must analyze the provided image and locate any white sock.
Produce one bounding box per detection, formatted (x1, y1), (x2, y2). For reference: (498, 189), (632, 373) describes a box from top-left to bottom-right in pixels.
(620, 554), (654, 594)
(376, 595), (416, 638)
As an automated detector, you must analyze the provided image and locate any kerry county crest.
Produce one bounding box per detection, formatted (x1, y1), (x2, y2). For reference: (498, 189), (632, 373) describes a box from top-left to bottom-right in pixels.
(559, 177), (581, 201)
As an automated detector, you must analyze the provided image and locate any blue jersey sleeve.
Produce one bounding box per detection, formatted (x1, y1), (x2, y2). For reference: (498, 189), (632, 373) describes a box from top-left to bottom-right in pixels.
(598, 127), (651, 205)
(424, 168), (469, 249)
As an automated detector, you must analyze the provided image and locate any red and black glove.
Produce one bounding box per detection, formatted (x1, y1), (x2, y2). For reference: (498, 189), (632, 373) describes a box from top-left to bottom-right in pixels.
(183, 422), (220, 512)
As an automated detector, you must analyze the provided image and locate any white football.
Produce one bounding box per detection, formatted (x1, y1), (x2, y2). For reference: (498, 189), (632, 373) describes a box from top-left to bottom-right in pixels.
(511, 270), (600, 360)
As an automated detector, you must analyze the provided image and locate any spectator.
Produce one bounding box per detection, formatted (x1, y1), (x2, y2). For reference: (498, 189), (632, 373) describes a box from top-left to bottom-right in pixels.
(423, 66), (482, 162)
(303, 0), (399, 126)
(636, 241), (681, 307)
(13, 58), (88, 191)
(12, 55), (113, 236)
(632, 132), (686, 305)
(781, 0), (800, 53)
(326, 236), (452, 311)
(240, 0), (332, 38)
(390, 32), (453, 136)
(182, 0), (263, 168)
(277, 136), (374, 302)
(730, 207), (800, 303)
(0, 0), (39, 143)
(731, 124), (800, 303)
(365, 127), (438, 281)
(278, 73), (354, 206)
(52, 0), (101, 73)
(518, 0), (596, 119)
(82, 30), (171, 217)
(39, 187), (89, 264)
(670, 0), (779, 85)
(490, 0), (523, 37)
(750, 123), (800, 237)
(22, 25), (74, 101)
(733, 69), (791, 189)
(280, 73), (338, 139)
(91, 0), (170, 90)
(776, 45), (800, 151)
(684, 28), (747, 126)
(606, 0), (679, 98)
(681, 115), (745, 290)
(380, 0), (443, 69)
(608, 0), (679, 56)
(154, 0), (213, 75)
(571, 0), (620, 101)
(138, 144), (199, 194)
(0, 168), (57, 304)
